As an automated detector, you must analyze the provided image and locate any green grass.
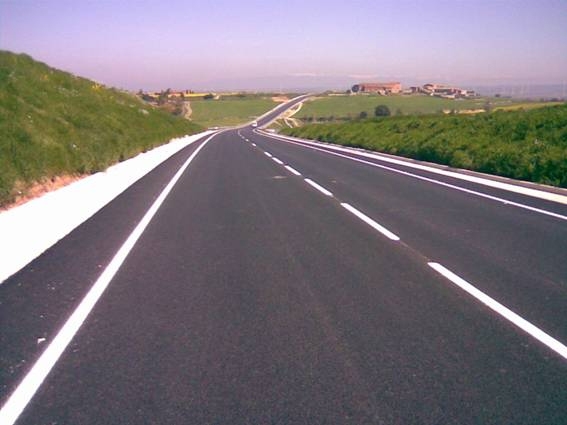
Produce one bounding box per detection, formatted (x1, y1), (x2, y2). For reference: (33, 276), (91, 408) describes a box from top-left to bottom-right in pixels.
(0, 50), (203, 207)
(283, 104), (567, 188)
(297, 94), (555, 121)
(493, 102), (564, 111)
(189, 97), (278, 127)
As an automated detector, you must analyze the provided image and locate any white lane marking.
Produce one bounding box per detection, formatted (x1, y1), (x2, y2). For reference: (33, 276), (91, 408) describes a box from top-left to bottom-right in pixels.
(264, 151), (273, 158)
(304, 178), (333, 197)
(0, 133), (219, 425)
(272, 157), (284, 165)
(259, 133), (567, 222)
(251, 143), (257, 147)
(285, 165), (302, 176)
(245, 139), (249, 142)
(267, 132), (567, 206)
(341, 203), (400, 241)
(428, 262), (567, 360)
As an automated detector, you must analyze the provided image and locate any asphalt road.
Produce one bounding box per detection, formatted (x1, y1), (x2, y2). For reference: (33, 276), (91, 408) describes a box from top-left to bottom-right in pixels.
(1, 100), (567, 424)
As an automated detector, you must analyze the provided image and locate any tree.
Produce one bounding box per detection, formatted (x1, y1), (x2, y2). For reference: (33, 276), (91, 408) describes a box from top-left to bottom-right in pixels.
(374, 104), (391, 117)
(359, 111), (368, 119)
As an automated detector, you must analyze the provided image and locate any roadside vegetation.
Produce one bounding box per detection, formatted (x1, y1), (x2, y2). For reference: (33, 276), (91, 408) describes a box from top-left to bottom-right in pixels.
(0, 51), (203, 207)
(296, 94), (563, 123)
(283, 103), (567, 188)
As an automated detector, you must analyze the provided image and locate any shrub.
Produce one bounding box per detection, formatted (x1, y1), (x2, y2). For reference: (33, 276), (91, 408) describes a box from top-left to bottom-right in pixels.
(375, 105), (391, 117)
(284, 104), (567, 188)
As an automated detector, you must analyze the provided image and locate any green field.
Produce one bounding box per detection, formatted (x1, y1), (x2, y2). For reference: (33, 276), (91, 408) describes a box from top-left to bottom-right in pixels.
(190, 96), (278, 127)
(296, 94), (559, 121)
(283, 103), (567, 188)
(0, 51), (203, 207)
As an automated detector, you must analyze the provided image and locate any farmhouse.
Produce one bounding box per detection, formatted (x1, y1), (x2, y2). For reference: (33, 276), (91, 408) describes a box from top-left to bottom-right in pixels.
(352, 82), (402, 95)
(422, 83), (476, 98)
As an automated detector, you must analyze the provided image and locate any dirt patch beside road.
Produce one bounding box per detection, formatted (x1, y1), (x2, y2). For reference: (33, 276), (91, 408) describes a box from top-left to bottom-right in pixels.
(2, 174), (85, 211)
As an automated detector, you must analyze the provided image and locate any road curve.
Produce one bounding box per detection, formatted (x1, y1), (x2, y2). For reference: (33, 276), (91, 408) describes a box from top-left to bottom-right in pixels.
(1, 109), (567, 424)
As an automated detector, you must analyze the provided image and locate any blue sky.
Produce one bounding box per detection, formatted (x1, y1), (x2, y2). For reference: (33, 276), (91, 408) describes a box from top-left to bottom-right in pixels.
(1, 0), (566, 91)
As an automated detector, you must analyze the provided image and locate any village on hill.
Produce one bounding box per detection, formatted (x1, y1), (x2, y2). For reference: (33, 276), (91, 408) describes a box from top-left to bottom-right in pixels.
(350, 82), (477, 99)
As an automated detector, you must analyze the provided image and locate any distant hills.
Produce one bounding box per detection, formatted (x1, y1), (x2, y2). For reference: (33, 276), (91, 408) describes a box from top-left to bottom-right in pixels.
(0, 51), (202, 207)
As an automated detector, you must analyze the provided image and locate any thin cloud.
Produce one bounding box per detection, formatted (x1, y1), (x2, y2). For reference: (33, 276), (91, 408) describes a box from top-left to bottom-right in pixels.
(348, 74), (380, 80)
(289, 72), (324, 78)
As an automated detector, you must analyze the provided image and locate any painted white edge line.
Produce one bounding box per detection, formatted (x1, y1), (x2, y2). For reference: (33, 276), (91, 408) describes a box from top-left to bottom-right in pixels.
(304, 178), (333, 197)
(272, 157), (284, 165)
(264, 151), (273, 158)
(0, 133), (219, 425)
(267, 132), (567, 206)
(285, 165), (302, 176)
(259, 132), (567, 222)
(341, 203), (400, 241)
(428, 262), (567, 360)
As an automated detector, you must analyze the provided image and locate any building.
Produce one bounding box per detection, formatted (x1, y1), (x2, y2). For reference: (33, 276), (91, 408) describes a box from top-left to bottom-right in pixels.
(422, 83), (476, 98)
(351, 82), (402, 95)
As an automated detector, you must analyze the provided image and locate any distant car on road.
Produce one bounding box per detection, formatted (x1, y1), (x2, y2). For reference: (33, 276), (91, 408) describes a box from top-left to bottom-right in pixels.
(251, 121), (258, 128)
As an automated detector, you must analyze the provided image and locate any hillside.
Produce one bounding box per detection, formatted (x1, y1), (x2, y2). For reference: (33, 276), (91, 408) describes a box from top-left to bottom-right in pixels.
(283, 104), (567, 188)
(0, 51), (203, 207)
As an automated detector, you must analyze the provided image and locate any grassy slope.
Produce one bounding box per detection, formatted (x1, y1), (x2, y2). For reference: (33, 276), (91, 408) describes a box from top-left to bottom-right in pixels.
(283, 104), (567, 188)
(190, 97), (278, 128)
(297, 95), (561, 120)
(0, 51), (202, 207)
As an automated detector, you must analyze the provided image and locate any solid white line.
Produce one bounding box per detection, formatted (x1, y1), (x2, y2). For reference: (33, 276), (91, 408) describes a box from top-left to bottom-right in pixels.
(268, 132), (567, 205)
(285, 165), (302, 176)
(264, 151), (273, 158)
(259, 133), (567, 222)
(272, 157), (284, 165)
(0, 133), (218, 425)
(304, 178), (333, 197)
(428, 262), (567, 360)
(341, 203), (400, 241)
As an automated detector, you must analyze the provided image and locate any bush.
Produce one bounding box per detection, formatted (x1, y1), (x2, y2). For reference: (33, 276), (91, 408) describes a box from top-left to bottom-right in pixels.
(283, 104), (567, 188)
(375, 105), (391, 117)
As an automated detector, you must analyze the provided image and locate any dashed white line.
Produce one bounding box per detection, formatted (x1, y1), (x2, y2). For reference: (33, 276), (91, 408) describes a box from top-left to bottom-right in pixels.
(251, 143), (256, 147)
(272, 157), (284, 165)
(304, 178), (333, 197)
(264, 152), (273, 158)
(428, 262), (567, 360)
(0, 133), (219, 425)
(259, 132), (567, 222)
(341, 203), (400, 241)
(285, 165), (302, 176)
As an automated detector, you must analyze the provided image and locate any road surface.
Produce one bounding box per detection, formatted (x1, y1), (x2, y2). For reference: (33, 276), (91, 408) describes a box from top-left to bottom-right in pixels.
(1, 98), (567, 424)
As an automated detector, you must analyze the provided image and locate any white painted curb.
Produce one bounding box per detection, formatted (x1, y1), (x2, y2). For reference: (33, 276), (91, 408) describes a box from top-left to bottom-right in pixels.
(0, 131), (214, 284)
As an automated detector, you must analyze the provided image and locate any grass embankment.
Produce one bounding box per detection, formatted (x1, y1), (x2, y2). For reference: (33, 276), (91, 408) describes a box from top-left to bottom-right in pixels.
(0, 51), (203, 207)
(190, 95), (278, 128)
(283, 104), (567, 188)
(297, 95), (562, 122)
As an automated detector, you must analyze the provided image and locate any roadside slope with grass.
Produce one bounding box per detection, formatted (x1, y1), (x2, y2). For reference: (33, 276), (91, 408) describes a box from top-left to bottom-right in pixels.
(0, 51), (203, 207)
(283, 104), (567, 188)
